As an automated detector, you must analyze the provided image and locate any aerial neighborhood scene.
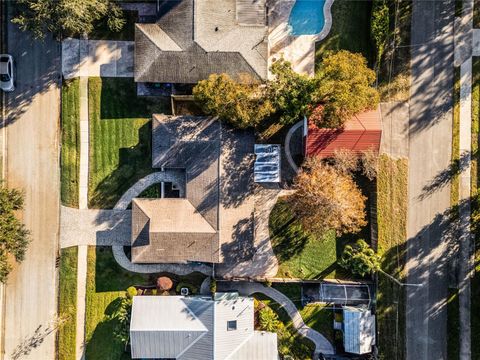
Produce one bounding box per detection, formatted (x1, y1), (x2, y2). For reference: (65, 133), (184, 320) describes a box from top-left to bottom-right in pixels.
(0, 0), (477, 359)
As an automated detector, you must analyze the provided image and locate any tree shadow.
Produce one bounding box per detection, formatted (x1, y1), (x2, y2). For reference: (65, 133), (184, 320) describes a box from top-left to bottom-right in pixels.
(221, 216), (255, 263)
(419, 150), (475, 200)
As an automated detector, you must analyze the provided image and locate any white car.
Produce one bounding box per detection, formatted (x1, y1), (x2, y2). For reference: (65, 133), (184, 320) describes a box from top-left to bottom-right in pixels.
(0, 54), (14, 92)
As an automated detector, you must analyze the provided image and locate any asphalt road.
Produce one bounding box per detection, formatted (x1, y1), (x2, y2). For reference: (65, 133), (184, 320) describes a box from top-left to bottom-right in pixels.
(407, 1), (455, 359)
(2, 6), (61, 360)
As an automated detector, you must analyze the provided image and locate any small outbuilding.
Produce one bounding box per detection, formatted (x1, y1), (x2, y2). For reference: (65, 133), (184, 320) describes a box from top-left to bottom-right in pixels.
(339, 306), (376, 355)
(305, 107), (382, 158)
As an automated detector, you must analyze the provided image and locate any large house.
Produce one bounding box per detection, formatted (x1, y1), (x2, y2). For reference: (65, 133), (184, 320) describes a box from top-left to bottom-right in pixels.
(129, 293), (278, 359)
(134, 0), (268, 84)
(131, 115), (255, 264)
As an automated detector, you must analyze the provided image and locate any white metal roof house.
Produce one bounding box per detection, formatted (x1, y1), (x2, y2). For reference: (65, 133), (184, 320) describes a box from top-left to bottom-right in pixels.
(129, 293), (278, 359)
(342, 306), (376, 355)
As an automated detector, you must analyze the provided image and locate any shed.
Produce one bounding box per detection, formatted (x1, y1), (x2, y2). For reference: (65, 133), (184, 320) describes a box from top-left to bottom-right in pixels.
(342, 306), (376, 355)
(305, 107), (382, 158)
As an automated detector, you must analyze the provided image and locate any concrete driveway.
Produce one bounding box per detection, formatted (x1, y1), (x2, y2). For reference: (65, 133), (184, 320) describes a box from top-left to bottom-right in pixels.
(62, 38), (134, 79)
(2, 7), (61, 360)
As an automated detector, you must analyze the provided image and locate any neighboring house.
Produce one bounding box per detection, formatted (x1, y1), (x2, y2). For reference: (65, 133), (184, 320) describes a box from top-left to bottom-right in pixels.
(134, 0), (268, 84)
(129, 293), (278, 359)
(334, 306), (376, 355)
(305, 107), (382, 158)
(131, 115), (255, 264)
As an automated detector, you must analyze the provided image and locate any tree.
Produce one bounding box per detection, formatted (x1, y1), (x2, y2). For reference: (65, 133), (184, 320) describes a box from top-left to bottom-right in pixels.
(258, 306), (282, 332)
(287, 158), (367, 235)
(314, 50), (380, 128)
(193, 73), (274, 129)
(331, 148), (359, 175)
(0, 184), (30, 283)
(371, 0), (390, 67)
(267, 59), (317, 125)
(12, 0), (125, 39)
(339, 239), (380, 277)
(360, 148), (379, 180)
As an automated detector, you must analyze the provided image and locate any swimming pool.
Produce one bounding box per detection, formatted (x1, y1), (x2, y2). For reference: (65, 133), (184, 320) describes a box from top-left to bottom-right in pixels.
(288, 0), (326, 36)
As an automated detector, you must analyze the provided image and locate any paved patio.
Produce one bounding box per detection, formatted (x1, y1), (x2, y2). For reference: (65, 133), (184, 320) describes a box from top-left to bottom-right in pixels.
(62, 38), (134, 79)
(267, 0), (334, 77)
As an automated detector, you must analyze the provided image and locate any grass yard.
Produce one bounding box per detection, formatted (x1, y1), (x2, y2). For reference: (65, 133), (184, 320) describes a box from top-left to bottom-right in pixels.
(272, 283), (335, 344)
(90, 10), (138, 41)
(269, 192), (371, 280)
(315, 0), (373, 66)
(85, 246), (206, 360)
(61, 78), (80, 208)
(254, 293), (316, 360)
(376, 155), (408, 360)
(88, 77), (169, 209)
(58, 247), (78, 360)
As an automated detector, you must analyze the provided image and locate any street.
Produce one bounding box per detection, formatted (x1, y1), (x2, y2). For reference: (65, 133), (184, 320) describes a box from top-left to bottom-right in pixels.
(407, 0), (455, 359)
(2, 5), (61, 360)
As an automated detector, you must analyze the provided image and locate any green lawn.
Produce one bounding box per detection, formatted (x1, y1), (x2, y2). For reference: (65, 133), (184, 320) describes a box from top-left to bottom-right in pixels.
(272, 283), (334, 344)
(88, 77), (169, 209)
(58, 247), (78, 360)
(254, 293), (316, 360)
(269, 197), (365, 280)
(85, 246), (206, 360)
(61, 78), (80, 208)
(315, 0), (373, 66)
(90, 10), (138, 41)
(376, 155), (408, 360)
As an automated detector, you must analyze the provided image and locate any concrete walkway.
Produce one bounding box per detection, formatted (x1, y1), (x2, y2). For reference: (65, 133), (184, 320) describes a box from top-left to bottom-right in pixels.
(114, 171), (184, 210)
(75, 246), (87, 360)
(62, 39), (134, 79)
(284, 120), (303, 174)
(79, 77), (89, 209)
(218, 281), (335, 356)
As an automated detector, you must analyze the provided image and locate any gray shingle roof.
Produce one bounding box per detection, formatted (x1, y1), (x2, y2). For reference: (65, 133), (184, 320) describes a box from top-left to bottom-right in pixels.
(134, 0), (267, 83)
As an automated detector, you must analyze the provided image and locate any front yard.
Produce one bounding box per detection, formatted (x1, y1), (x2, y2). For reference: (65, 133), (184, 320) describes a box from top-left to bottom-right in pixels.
(88, 77), (169, 209)
(85, 246), (206, 360)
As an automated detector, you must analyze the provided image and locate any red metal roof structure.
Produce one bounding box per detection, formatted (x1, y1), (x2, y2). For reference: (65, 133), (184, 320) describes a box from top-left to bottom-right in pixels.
(305, 107), (382, 158)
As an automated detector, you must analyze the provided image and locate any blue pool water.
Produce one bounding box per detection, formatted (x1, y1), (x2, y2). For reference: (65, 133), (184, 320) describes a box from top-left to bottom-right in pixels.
(288, 0), (326, 36)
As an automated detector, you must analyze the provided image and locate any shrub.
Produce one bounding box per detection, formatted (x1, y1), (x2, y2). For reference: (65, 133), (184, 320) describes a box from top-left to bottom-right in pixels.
(264, 280), (272, 287)
(360, 148), (379, 180)
(331, 148), (359, 175)
(210, 278), (217, 294)
(258, 306), (282, 332)
(156, 276), (173, 291)
(339, 239), (380, 277)
(175, 282), (198, 295)
(126, 286), (137, 299)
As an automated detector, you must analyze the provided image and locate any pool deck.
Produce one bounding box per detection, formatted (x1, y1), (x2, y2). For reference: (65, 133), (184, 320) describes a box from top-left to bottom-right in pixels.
(267, 0), (334, 77)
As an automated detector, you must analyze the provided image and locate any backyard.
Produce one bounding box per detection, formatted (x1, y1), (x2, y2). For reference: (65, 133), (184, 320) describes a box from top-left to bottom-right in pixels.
(61, 78), (80, 208)
(269, 187), (371, 280)
(376, 154), (408, 360)
(58, 247), (78, 360)
(88, 77), (169, 208)
(85, 246), (207, 360)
